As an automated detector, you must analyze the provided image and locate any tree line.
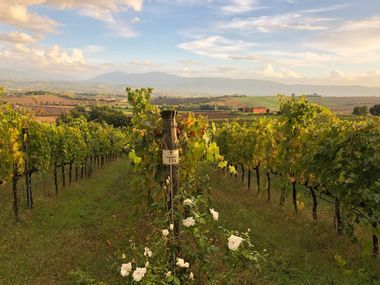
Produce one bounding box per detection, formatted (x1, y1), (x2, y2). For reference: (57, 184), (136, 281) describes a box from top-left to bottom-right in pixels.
(353, 104), (380, 116)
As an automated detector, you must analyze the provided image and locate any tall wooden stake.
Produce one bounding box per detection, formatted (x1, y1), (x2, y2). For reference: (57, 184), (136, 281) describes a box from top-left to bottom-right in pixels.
(22, 128), (33, 209)
(161, 110), (180, 273)
(12, 163), (19, 222)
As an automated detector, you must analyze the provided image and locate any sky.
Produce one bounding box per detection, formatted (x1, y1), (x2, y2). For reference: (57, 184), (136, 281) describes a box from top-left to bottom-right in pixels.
(0, 0), (380, 86)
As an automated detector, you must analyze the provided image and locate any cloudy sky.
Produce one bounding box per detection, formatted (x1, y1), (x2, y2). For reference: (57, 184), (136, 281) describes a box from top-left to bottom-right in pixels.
(0, 0), (380, 86)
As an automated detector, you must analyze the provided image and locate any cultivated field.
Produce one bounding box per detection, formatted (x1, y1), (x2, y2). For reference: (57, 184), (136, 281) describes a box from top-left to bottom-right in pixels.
(3, 93), (380, 123)
(1, 94), (125, 122)
(155, 95), (380, 114)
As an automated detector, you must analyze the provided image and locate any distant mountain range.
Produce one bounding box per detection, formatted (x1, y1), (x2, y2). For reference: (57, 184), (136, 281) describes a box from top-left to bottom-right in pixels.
(1, 68), (380, 97)
(89, 71), (380, 97)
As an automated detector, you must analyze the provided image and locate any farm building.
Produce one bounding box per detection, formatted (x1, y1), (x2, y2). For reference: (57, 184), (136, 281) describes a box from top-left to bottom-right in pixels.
(241, 107), (270, 114)
(252, 107), (269, 114)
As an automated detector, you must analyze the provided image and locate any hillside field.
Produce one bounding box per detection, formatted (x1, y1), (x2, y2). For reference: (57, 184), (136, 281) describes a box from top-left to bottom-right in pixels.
(3, 94), (380, 123)
(220, 96), (380, 114)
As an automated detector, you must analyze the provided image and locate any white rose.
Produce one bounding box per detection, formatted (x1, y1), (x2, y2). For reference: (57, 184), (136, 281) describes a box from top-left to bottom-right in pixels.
(145, 261), (149, 267)
(120, 262), (132, 277)
(228, 235), (244, 251)
(166, 271), (172, 277)
(182, 217), (195, 227)
(169, 224), (174, 231)
(209, 208), (219, 221)
(176, 258), (190, 268)
(183, 199), (193, 206)
(132, 267), (147, 282)
(189, 272), (194, 280)
(162, 229), (169, 237)
(144, 247), (152, 257)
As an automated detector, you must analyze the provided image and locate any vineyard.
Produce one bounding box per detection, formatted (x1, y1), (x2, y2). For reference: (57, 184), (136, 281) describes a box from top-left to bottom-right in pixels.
(215, 96), (380, 257)
(0, 86), (128, 222)
(1, 86), (380, 284)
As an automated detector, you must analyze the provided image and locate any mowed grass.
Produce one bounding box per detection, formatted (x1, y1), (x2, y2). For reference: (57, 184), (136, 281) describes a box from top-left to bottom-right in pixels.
(0, 159), (142, 285)
(229, 96), (380, 115)
(210, 169), (380, 285)
(1, 160), (380, 284)
(233, 96), (280, 110)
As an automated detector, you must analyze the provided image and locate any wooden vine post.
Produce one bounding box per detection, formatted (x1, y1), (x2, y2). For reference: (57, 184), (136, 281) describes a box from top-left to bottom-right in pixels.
(12, 162), (20, 222)
(22, 127), (33, 209)
(161, 110), (181, 271)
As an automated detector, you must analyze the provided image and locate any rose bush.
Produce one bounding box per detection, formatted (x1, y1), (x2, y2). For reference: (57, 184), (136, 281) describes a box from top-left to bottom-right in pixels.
(117, 88), (267, 284)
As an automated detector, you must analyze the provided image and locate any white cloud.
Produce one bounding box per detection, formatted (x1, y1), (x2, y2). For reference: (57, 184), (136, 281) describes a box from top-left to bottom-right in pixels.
(217, 13), (331, 32)
(177, 35), (256, 60)
(56, 0), (143, 23)
(0, 2), (60, 34)
(338, 17), (380, 31)
(0, 31), (38, 44)
(260, 51), (339, 67)
(43, 0), (143, 13)
(310, 17), (380, 61)
(107, 19), (139, 38)
(178, 59), (205, 66)
(330, 69), (378, 82)
(48, 45), (85, 64)
(227, 55), (258, 61)
(216, 14), (380, 69)
(0, 0), (143, 35)
(254, 64), (302, 79)
(330, 69), (353, 81)
(221, 0), (259, 14)
(216, 4), (350, 32)
(0, 43), (87, 71)
(328, 69), (380, 87)
(302, 4), (352, 14)
(78, 7), (114, 22)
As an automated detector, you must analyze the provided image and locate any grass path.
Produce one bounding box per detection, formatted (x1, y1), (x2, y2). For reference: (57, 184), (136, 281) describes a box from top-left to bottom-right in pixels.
(0, 159), (140, 285)
(210, 169), (380, 285)
(1, 160), (379, 284)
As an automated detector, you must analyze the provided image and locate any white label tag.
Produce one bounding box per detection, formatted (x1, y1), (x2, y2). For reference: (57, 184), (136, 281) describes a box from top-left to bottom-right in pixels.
(163, 149), (179, 165)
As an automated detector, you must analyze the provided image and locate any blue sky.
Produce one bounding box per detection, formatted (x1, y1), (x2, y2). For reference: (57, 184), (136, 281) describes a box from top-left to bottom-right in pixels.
(0, 0), (380, 86)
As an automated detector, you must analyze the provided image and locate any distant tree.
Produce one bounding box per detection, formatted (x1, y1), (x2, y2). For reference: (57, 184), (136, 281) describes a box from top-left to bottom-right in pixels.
(353, 106), (368, 116)
(199, 104), (216, 111)
(369, 105), (380, 116)
(70, 105), (88, 119)
(88, 105), (130, 127)
(59, 105), (130, 128)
